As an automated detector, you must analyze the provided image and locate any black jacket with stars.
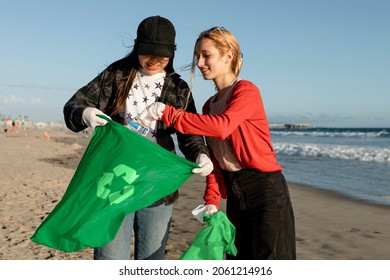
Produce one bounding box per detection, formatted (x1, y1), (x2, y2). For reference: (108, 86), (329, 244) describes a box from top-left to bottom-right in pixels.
(63, 56), (209, 163)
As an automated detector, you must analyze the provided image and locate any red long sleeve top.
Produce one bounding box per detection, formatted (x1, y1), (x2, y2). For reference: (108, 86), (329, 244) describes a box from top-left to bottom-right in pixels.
(161, 80), (282, 208)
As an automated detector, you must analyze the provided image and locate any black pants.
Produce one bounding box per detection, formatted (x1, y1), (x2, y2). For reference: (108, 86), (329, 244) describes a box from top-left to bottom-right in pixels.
(221, 169), (296, 260)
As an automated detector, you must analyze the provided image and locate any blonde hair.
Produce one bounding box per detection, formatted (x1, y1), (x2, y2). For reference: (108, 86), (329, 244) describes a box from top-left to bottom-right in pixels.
(190, 27), (243, 89)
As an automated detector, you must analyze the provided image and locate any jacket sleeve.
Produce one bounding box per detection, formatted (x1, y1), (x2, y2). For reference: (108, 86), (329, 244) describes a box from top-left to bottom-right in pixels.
(203, 152), (227, 209)
(63, 65), (119, 133)
(204, 171), (221, 208)
(162, 80), (263, 139)
(201, 103), (226, 209)
(63, 71), (106, 132)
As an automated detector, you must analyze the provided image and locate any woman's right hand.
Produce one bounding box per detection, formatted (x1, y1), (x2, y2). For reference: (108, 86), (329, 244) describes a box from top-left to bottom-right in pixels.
(82, 107), (111, 130)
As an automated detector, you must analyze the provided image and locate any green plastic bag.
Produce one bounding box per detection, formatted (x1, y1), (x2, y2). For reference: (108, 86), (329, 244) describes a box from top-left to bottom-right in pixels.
(31, 117), (198, 252)
(179, 211), (237, 260)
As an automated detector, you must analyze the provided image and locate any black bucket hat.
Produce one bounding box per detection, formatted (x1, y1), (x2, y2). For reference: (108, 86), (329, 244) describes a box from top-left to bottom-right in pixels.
(136, 16), (176, 58)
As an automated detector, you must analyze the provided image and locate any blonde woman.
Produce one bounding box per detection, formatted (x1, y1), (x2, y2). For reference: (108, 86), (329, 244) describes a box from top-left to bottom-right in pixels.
(141, 26), (296, 260)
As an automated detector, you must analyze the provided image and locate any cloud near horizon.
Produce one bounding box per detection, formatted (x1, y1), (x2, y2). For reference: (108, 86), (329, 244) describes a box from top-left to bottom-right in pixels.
(0, 94), (46, 106)
(0, 83), (75, 92)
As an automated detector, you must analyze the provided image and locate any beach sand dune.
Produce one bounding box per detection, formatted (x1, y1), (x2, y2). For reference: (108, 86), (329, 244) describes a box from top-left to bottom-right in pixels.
(1, 128), (389, 260)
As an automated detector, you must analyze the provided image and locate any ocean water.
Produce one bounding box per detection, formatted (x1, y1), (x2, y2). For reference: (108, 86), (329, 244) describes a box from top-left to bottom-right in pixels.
(271, 127), (390, 206)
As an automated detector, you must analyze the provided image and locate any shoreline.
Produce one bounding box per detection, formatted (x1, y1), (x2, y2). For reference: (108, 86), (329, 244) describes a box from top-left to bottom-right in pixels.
(288, 181), (390, 210)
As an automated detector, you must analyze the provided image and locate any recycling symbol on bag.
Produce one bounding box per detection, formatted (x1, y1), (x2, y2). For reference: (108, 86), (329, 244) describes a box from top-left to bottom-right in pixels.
(96, 164), (139, 205)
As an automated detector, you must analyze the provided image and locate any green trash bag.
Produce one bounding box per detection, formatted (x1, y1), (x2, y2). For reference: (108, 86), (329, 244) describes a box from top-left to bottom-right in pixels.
(30, 116), (198, 252)
(179, 211), (237, 260)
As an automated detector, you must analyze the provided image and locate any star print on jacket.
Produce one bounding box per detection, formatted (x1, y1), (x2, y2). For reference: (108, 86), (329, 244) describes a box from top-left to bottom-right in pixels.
(124, 70), (166, 143)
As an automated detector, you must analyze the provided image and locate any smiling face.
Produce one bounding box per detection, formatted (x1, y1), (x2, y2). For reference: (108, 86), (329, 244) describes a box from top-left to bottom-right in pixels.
(194, 38), (231, 81)
(138, 55), (170, 75)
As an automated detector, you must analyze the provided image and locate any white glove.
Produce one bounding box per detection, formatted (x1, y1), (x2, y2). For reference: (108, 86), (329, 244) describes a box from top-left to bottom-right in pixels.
(204, 204), (218, 215)
(192, 204), (218, 222)
(82, 107), (110, 130)
(138, 102), (166, 127)
(192, 154), (213, 176)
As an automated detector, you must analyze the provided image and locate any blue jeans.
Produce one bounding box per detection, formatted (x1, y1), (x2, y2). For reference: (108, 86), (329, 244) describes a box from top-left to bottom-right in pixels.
(93, 199), (173, 260)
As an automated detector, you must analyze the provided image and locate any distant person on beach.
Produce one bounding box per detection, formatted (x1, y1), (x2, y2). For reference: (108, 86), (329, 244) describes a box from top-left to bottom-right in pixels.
(140, 26), (296, 259)
(63, 16), (212, 260)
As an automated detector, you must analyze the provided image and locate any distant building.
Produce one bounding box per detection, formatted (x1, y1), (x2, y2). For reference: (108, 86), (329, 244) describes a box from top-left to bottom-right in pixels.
(284, 123), (311, 129)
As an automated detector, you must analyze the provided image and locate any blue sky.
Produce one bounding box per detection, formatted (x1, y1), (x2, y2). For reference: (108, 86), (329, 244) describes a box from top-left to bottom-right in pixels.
(0, 0), (389, 127)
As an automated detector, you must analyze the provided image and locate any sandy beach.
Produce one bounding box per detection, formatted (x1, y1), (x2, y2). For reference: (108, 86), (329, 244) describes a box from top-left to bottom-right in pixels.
(1, 127), (389, 260)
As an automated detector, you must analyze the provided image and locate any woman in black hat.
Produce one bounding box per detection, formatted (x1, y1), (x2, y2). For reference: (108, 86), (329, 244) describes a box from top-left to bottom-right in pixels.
(63, 16), (212, 260)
